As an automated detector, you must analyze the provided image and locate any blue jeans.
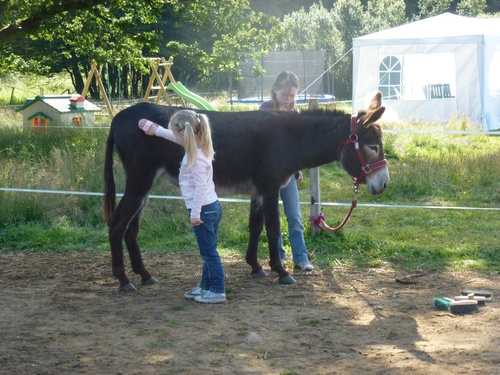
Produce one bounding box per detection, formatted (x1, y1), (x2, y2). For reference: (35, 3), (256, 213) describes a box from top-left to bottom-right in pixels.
(279, 176), (309, 264)
(190, 200), (224, 294)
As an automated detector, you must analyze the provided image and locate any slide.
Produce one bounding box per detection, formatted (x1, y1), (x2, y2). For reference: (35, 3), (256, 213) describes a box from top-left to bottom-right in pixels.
(167, 82), (217, 111)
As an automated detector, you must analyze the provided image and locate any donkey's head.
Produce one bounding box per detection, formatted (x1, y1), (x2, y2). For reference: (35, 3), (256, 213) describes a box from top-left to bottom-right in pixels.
(339, 92), (389, 194)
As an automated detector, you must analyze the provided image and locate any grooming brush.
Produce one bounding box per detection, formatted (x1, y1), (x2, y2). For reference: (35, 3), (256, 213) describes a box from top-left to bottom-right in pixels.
(450, 299), (479, 314)
(434, 297), (453, 311)
(454, 293), (487, 306)
(433, 297), (479, 314)
(461, 290), (492, 302)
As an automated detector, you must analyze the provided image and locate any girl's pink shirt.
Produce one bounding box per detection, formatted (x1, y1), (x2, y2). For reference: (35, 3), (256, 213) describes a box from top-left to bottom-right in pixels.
(155, 126), (218, 220)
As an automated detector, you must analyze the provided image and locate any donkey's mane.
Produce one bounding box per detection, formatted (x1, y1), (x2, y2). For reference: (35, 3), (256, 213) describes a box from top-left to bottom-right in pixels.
(298, 108), (348, 117)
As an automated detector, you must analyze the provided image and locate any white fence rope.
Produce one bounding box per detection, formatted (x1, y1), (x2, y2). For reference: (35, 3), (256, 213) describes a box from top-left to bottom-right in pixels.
(1, 187), (498, 211)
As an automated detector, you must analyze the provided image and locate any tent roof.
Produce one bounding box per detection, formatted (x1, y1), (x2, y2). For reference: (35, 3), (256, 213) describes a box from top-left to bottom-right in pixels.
(354, 13), (500, 44)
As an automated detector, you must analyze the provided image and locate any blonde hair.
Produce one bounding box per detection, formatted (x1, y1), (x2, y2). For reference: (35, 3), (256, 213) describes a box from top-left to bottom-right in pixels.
(168, 109), (214, 168)
(271, 71), (299, 111)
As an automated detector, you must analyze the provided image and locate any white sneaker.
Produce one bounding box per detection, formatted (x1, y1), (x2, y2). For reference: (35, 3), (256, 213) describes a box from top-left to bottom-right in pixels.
(194, 290), (226, 304)
(295, 261), (315, 271)
(184, 286), (206, 299)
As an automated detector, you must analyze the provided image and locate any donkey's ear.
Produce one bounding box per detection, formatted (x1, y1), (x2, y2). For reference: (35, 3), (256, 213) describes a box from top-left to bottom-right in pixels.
(368, 91), (383, 111)
(361, 106), (385, 126)
(357, 92), (385, 125)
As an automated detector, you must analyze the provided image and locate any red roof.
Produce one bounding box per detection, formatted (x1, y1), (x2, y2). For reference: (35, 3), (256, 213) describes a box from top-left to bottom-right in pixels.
(70, 95), (85, 102)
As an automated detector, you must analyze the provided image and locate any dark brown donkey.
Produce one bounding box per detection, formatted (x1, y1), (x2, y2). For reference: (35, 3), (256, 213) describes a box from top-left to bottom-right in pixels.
(104, 92), (389, 291)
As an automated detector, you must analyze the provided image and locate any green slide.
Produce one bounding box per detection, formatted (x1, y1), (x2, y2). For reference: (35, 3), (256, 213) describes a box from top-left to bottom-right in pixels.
(167, 82), (217, 111)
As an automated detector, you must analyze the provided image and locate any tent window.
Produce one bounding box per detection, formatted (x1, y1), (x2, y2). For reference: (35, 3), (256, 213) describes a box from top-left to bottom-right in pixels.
(378, 56), (401, 100)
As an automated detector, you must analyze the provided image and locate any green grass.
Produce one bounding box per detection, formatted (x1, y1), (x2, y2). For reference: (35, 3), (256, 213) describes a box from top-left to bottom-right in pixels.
(0, 79), (499, 274)
(0, 73), (74, 106)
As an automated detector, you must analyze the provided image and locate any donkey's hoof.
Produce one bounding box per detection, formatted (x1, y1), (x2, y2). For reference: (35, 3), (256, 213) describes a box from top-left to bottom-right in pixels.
(278, 274), (296, 285)
(141, 276), (158, 286)
(119, 282), (137, 292)
(251, 268), (269, 278)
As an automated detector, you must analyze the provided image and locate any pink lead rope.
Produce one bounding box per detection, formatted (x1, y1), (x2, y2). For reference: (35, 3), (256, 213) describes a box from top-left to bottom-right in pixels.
(308, 115), (387, 232)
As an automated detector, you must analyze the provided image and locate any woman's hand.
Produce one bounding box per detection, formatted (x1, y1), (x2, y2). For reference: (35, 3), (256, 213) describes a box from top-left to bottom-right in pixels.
(295, 171), (303, 184)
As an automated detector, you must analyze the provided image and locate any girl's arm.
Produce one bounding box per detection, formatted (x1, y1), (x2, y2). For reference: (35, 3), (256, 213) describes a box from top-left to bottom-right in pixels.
(138, 119), (183, 145)
(189, 156), (210, 223)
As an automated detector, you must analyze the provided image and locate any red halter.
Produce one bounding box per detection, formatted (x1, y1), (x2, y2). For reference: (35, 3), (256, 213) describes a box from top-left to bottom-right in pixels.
(339, 115), (388, 185)
(308, 115), (388, 232)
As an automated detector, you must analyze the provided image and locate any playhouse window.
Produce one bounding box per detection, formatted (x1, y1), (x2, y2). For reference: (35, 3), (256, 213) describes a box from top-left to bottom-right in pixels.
(378, 56), (402, 100)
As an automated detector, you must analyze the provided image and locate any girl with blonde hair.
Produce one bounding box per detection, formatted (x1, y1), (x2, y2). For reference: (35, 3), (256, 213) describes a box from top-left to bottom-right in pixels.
(138, 110), (225, 304)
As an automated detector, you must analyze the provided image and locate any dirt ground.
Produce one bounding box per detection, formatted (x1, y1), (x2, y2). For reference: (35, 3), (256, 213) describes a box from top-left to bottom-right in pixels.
(0, 250), (498, 375)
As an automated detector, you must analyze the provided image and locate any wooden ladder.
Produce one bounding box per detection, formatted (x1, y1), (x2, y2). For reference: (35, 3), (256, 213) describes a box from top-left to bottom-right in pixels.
(143, 57), (186, 106)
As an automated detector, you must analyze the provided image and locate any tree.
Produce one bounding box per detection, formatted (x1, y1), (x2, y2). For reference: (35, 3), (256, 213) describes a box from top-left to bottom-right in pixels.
(0, 0), (166, 98)
(164, 0), (277, 86)
(269, 3), (342, 96)
(364, 0), (407, 33)
(0, 0), (111, 42)
(417, 0), (454, 17)
(0, 0), (277, 96)
(330, 0), (365, 99)
(456, 0), (488, 15)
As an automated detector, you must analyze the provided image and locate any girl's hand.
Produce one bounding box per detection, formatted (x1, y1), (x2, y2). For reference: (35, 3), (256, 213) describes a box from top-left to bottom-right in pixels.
(191, 218), (203, 227)
(138, 119), (158, 136)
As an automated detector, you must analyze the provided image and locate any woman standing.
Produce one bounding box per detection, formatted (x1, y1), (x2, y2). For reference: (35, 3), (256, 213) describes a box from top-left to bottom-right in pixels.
(259, 71), (314, 271)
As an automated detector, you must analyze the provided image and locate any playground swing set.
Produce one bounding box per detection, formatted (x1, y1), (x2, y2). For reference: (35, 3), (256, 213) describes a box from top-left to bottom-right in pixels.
(81, 56), (216, 117)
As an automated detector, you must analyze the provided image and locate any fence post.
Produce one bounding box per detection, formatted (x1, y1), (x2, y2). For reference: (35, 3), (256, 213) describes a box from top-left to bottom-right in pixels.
(308, 98), (321, 236)
(9, 87), (15, 105)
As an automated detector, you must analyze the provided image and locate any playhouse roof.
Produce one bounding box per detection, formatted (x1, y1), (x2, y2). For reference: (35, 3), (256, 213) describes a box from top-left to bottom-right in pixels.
(17, 95), (100, 113)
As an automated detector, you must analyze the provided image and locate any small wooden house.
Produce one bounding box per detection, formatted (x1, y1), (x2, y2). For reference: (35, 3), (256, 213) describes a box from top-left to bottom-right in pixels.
(17, 95), (100, 129)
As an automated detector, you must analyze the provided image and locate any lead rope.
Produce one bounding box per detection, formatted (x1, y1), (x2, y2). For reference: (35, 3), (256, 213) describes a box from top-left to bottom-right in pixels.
(308, 182), (359, 232)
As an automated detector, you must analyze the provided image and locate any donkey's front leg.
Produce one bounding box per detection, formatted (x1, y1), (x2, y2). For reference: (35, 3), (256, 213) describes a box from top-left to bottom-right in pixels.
(263, 193), (295, 285)
(246, 197), (268, 277)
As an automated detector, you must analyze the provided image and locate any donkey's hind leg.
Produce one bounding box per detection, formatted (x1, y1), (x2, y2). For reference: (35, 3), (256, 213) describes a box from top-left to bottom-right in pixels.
(124, 210), (158, 287)
(108, 191), (149, 292)
(246, 197), (268, 278)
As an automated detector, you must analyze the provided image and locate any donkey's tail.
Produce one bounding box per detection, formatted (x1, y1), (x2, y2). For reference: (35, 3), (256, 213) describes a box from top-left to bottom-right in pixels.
(103, 129), (116, 225)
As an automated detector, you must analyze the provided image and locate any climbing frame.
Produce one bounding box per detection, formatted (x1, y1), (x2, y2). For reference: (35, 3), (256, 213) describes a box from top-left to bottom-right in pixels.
(81, 60), (114, 117)
(143, 57), (186, 106)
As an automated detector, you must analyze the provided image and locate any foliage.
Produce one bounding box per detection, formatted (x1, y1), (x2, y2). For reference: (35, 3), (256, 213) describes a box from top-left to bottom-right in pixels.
(0, 0), (277, 94)
(417, 0), (454, 17)
(456, 0), (488, 15)
(164, 0), (278, 83)
(1, 0), (500, 100)
(269, 0), (406, 99)
(364, 0), (407, 32)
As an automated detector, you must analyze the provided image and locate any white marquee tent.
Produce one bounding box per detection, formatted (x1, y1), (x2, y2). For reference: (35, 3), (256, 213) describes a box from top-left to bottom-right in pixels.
(352, 13), (500, 131)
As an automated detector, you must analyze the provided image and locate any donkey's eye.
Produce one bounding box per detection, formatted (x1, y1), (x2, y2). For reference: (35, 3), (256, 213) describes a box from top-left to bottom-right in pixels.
(368, 145), (379, 154)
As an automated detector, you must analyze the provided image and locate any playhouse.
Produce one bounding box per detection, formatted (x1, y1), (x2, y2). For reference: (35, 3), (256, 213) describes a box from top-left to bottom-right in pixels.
(17, 94), (100, 129)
